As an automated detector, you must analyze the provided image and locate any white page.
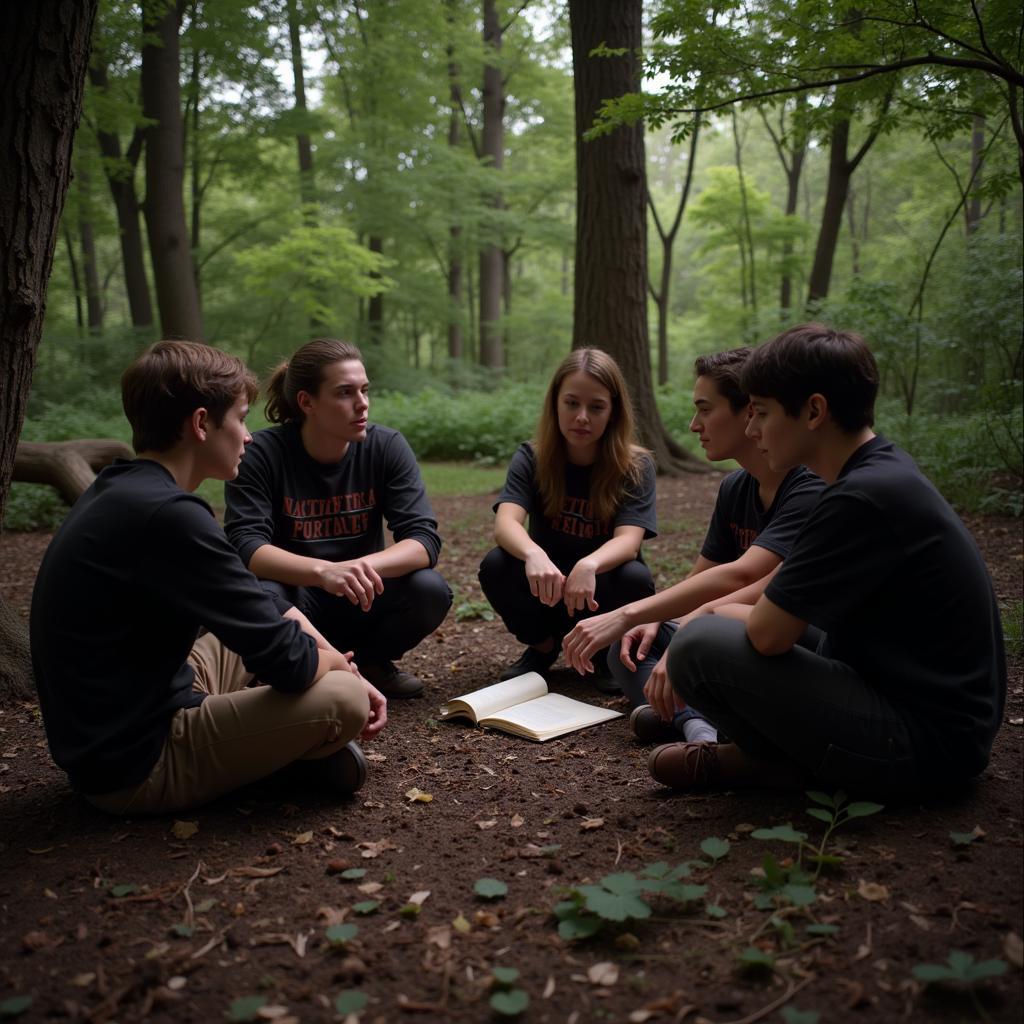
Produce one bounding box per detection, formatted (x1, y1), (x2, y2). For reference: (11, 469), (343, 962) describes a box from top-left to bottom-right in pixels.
(483, 692), (622, 739)
(444, 671), (548, 721)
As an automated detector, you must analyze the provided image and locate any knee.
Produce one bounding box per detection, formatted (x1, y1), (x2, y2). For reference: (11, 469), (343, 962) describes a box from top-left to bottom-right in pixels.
(478, 547), (517, 594)
(404, 569), (452, 630)
(666, 616), (742, 703)
(313, 671), (371, 732)
(601, 560), (655, 605)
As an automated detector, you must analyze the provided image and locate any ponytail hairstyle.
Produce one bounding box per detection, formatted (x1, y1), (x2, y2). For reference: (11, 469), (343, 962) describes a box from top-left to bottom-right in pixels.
(264, 338), (363, 424)
(533, 347), (649, 523)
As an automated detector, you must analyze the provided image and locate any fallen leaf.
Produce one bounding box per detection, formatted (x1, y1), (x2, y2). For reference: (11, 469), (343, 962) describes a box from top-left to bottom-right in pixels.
(171, 820), (199, 840)
(316, 906), (348, 926)
(857, 879), (890, 902)
(408, 890), (431, 906)
(580, 817), (604, 830)
(167, 976), (187, 991)
(292, 831), (313, 846)
(427, 925), (451, 949)
(1004, 931), (1023, 969)
(510, 814), (524, 828)
(21, 931), (52, 952)
(473, 910), (500, 928)
(405, 787), (433, 803)
(909, 914), (931, 931)
(71, 973), (95, 988)
(231, 866), (284, 878)
(542, 977), (555, 999)
(357, 881), (383, 895)
(452, 914), (471, 933)
(476, 819), (498, 830)
(365, 752), (386, 762)
(734, 823), (756, 833)
(588, 962), (618, 986)
(356, 839), (398, 858)
(256, 1005), (291, 1019)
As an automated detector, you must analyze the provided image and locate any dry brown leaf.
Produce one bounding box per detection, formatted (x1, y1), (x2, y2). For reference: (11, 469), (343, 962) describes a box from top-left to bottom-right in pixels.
(580, 817), (604, 830)
(588, 962), (618, 986)
(909, 914), (931, 931)
(357, 881), (383, 895)
(427, 925), (451, 949)
(72, 973), (95, 988)
(317, 906), (348, 926)
(452, 914), (471, 934)
(476, 819), (497, 830)
(1004, 931), (1023, 969)
(292, 831), (313, 846)
(542, 976), (555, 999)
(356, 838), (398, 858)
(256, 1005), (290, 1019)
(734, 822), (756, 833)
(473, 910), (500, 928)
(21, 931), (52, 952)
(510, 814), (524, 828)
(405, 787), (433, 803)
(230, 866), (284, 878)
(171, 820), (199, 840)
(857, 879), (890, 902)
(366, 752), (386, 762)
(408, 890), (431, 906)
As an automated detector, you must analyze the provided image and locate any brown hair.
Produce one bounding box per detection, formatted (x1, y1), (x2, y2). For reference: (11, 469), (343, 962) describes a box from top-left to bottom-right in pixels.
(740, 323), (879, 431)
(121, 340), (257, 453)
(533, 348), (648, 522)
(693, 347), (753, 412)
(264, 338), (364, 424)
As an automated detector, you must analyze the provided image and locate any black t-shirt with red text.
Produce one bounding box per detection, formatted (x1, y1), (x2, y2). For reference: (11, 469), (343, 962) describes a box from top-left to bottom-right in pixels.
(493, 442), (657, 572)
(225, 422), (441, 569)
(701, 466), (823, 564)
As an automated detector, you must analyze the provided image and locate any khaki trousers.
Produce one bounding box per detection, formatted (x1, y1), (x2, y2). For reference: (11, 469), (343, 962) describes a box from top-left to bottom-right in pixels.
(86, 633), (369, 815)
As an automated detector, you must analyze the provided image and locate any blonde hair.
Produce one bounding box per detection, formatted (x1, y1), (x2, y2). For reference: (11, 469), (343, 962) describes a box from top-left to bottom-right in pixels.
(264, 338), (363, 424)
(533, 348), (648, 522)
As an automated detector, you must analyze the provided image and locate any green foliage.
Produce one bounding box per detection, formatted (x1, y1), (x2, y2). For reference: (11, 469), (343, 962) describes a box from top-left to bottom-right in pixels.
(736, 946), (775, 974)
(490, 989), (530, 1016)
(912, 950), (1008, 985)
(334, 991), (369, 1014)
(339, 868), (367, 880)
(1002, 600), (1023, 660)
(352, 900), (380, 915)
(781, 1009), (821, 1024)
(474, 878), (509, 900)
(0, 997), (32, 1020)
(699, 836), (730, 864)
(325, 923), (359, 947)
(227, 995), (267, 1022)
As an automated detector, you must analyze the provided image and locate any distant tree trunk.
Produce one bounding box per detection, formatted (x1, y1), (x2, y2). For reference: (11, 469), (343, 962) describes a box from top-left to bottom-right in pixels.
(478, 0), (504, 369)
(846, 183), (861, 277)
(78, 168), (104, 333)
(568, 0), (704, 474)
(0, 0), (98, 702)
(64, 224), (85, 335)
(188, 12), (202, 297)
(367, 236), (384, 343)
(967, 114), (984, 235)
(88, 59), (154, 330)
(732, 108), (757, 321)
(141, 0), (204, 340)
(287, 0), (316, 214)
(445, 3), (464, 360)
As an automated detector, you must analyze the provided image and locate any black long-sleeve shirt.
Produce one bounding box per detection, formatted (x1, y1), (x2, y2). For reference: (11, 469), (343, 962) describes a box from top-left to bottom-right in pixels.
(224, 422), (441, 569)
(30, 460), (319, 795)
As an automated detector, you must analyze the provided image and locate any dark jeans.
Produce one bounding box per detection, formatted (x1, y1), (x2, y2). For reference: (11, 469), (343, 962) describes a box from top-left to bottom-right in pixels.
(263, 568), (452, 668)
(666, 616), (920, 795)
(478, 547), (655, 652)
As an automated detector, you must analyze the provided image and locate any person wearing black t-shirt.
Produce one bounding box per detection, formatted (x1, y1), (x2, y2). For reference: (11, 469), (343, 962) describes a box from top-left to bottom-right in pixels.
(225, 339), (451, 699)
(31, 342), (386, 815)
(562, 349), (823, 745)
(650, 324), (1006, 795)
(478, 349), (657, 689)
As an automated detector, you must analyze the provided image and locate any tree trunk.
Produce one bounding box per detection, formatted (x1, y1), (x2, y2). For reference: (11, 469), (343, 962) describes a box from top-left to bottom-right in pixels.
(445, 1), (463, 360)
(88, 60), (154, 330)
(478, 0), (504, 369)
(367, 236), (384, 343)
(14, 439), (134, 506)
(967, 114), (984, 235)
(189, 14), (202, 297)
(807, 117), (852, 305)
(0, 0), (98, 702)
(287, 0), (316, 213)
(568, 0), (704, 474)
(141, 0), (204, 340)
(64, 224), (85, 335)
(79, 169), (104, 333)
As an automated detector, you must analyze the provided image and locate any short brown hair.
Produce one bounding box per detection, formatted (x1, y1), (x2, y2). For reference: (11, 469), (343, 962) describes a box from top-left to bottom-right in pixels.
(740, 323), (878, 432)
(121, 341), (258, 453)
(693, 347), (752, 412)
(264, 338), (363, 424)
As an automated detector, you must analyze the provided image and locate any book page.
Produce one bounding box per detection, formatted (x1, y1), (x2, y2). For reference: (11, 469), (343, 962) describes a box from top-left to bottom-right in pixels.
(440, 671), (548, 723)
(482, 692), (622, 741)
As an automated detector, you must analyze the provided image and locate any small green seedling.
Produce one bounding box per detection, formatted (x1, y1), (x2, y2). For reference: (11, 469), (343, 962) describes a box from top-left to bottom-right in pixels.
(454, 600), (494, 622)
(489, 968), (529, 1017)
(109, 883), (139, 898)
(705, 904), (728, 919)
(474, 878), (508, 900)
(227, 995), (267, 1022)
(804, 791), (883, 874)
(352, 900), (380, 915)
(0, 996), (32, 1020)
(913, 951), (1008, 1022)
(339, 868), (367, 880)
(737, 946), (775, 976)
(170, 923), (195, 938)
(334, 991), (368, 1014)
(750, 853), (816, 910)
(781, 1008), (821, 1024)
(699, 836), (730, 865)
(949, 830), (981, 848)
(325, 923), (359, 947)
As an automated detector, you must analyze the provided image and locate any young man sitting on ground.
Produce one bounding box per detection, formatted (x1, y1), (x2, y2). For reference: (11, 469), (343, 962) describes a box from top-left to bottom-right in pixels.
(649, 324), (1006, 795)
(561, 348), (823, 744)
(30, 341), (387, 815)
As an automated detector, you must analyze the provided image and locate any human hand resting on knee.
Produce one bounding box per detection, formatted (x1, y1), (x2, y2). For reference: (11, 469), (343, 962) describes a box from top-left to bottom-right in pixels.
(563, 557), (599, 616)
(619, 621), (660, 671)
(562, 605), (629, 673)
(524, 548), (565, 607)
(643, 652), (684, 723)
(313, 557), (384, 610)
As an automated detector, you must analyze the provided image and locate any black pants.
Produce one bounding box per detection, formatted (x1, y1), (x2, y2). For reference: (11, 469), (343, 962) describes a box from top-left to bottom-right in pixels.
(667, 616), (921, 795)
(262, 569), (452, 668)
(478, 546), (655, 651)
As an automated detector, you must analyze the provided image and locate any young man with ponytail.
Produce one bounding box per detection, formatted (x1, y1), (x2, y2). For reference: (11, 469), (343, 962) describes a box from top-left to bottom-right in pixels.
(224, 339), (451, 698)
(31, 341), (385, 815)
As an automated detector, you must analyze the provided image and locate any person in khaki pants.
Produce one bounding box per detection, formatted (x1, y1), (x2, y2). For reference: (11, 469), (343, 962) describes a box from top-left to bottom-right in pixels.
(30, 341), (387, 815)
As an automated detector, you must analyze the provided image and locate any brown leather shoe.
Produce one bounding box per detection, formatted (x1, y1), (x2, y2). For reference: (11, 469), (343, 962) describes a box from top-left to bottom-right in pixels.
(319, 742), (368, 795)
(629, 705), (680, 744)
(649, 741), (723, 789)
(362, 661), (424, 698)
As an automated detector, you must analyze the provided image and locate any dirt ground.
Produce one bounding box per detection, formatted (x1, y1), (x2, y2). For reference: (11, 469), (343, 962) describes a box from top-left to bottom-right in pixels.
(1, 473), (1021, 1024)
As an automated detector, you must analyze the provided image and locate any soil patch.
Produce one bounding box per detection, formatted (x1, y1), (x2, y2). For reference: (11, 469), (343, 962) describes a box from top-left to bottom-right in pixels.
(1, 473), (1021, 1023)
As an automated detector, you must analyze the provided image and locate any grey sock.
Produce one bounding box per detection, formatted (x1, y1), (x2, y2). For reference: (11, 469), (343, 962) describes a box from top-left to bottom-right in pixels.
(682, 718), (717, 744)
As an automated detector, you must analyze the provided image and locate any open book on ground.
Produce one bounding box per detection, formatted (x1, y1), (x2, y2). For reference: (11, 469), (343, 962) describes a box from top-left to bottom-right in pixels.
(438, 671), (623, 742)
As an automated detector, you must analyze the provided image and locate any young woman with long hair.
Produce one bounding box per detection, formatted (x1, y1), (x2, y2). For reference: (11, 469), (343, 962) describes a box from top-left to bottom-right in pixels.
(478, 347), (657, 689)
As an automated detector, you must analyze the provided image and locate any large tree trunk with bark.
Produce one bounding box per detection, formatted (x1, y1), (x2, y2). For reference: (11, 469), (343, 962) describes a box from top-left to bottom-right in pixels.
(807, 117), (852, 305)
(478, 0), (504, 369)
(141, 0), (204, 340)
(0, 0), (98, 702)
(568, 0), (704, 474)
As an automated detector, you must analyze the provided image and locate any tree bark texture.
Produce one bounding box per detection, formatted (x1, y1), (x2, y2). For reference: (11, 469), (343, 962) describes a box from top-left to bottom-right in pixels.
(78, 169), (104, 332)
(807, 117), (852, 305)
(478, 0), (505, 368)
(89, 60), (154, 329)
(141, 0), (204, 340)
(13, 439), (134, 506)
(0, 0), (98, 701)
(568, 0), (703, 473)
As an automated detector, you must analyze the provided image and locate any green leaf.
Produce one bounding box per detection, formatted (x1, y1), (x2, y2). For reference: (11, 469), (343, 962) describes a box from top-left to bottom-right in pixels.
(806, 790), (837, 807)
(170, 923), (195, 938)
(737, 947), (775, 969)
(805, 808), (833, 824)
(752, 824), (807, 844)
(660, 881), (708, 904)
(845, 801), (884, 819)
(705, 904), (728, 919)
(949, 831), (979, 847)
(334, 991), (369, 1014)
(557, 911), (602, 941)
(340, 868), (367, 880)
(352, 900), (379, 915)
(913, 963), (955, 982)
(579, 884), (652, 922)
(0, 996), (32, 1019)
(641, 861), (671, 878)
(599, 872), (646, 896)
(553, 899), (582, 919)
(474, 878), (508, 900)
(325, 923), (358, 946)
(963, 958), (1009, 981)
(805, 923), (840, 936)
(399, 903), (422, 918)
(782, 883), (817, 907)
(761, 854), (786, 887)
(490, 989), (530, 1016)
(492, 966), (520, 985)
(227, 995), (267, 1022)
(781, 1008), (821, 1024)
(700, 837), (730, 862)
(110, 883), (138, 897)
(753, 893), (775, 910)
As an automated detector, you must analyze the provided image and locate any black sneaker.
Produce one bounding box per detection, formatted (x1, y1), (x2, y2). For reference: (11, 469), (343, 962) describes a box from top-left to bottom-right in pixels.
(319, 741), (368, 795)
(629, 704), (681, 744)
(499, 644), (559, 681)
(362, 661), (425, 698)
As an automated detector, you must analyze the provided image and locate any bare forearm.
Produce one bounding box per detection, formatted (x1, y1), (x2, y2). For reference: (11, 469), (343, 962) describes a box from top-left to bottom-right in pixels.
(578, 532), (642, 574)
(249, 539), (429, 589)
(494, 516), (545, 563)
